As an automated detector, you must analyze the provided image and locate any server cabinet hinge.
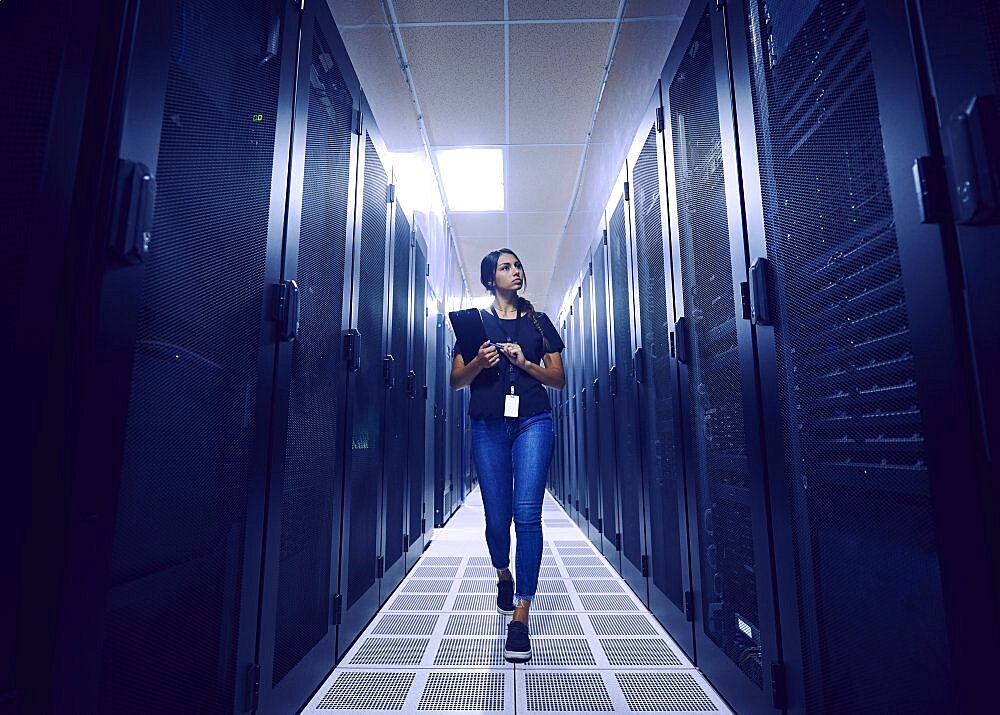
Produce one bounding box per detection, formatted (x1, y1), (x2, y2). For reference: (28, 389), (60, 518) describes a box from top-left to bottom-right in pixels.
(602, 229), (608, 245)
(578, 285), (583, 298)
(426, 264), (430, 276)
(383, 354), (395, 388)
(332, 593), (342, 625)
(633, 347), (645, 384)
(668, 331), (676, 358)
(410, 232), (416, 247)
(684, 590), (694, 621)
(655, 106), (665, 132)
(110, 159), (156, 264)
(343, 329), (361, 371)
(575, 498), (580, 513)
(593, 378), (599, 405)
(641, 554), (649, 577)
(597, 517), (603, 534)
(353, 108), (363, 135)
(423, 385), (428, 400)
(407, 370), (418, 398)
(569, 305), (574, 316)
(403, 533), (409, 553)
(739, 281), (752, 321)
(771, 662), (787, 709)
(911, 155), (948, 224)
(245, 663), (261, 712)
(271, 280), (301, 342)
(608, 366), (617, 398)
(588, 261), (593, 275)
(421, 517), (426, 533)
(376, 555), (385, 579)
(615, 532), (622, 550)
(584, 506), (590, 521)
(386, 183), (396, 203)
(749, 257), (773, 325)
(943, 95), (1000, 225)
(581, 387), (587, 411)
(623, 181), (630, 202)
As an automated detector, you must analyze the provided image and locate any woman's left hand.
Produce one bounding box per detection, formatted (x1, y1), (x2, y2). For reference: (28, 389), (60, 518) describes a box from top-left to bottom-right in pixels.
(501, 343), (527, 369)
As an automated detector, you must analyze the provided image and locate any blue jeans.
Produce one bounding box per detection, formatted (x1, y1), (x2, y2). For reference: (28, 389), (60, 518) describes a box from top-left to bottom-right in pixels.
(471, 412), (554, 602)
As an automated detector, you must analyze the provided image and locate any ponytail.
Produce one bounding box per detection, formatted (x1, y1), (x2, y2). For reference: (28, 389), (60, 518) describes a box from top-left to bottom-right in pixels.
(518, 296), (553, 353)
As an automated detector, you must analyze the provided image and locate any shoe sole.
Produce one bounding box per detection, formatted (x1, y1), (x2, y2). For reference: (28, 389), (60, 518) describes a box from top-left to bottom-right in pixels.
(497, 605), (515, 615)
(504, 649), (531, 662)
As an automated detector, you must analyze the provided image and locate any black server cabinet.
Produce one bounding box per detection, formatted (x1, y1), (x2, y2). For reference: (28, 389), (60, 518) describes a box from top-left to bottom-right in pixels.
(379, 197), (413, 600)
(565, 299), (579, 524)
(582, 266), (604, 549)
(607, 190), (650, 601)
(407, 237), (430, 565)
(591, 234), (622, 566)
(432, 315), (448, 527)
(663, 2), (781, 710)
(572, 291), (592, 535)
(336, 113), (391, 658)
(255, 2), (357, 711)
(726, 0), (998, 710)
(626, 100), (695, 657)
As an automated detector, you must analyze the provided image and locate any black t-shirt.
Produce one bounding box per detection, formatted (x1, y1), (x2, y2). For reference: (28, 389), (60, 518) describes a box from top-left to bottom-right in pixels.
(468, 309), (565, 419)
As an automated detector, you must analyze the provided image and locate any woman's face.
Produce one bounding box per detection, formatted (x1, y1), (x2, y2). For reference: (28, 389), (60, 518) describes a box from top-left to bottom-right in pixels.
(493, 252), (524, 292)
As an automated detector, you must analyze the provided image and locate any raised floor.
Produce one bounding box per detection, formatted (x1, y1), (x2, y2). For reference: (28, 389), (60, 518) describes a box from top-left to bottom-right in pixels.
(301, 487), (733, 714)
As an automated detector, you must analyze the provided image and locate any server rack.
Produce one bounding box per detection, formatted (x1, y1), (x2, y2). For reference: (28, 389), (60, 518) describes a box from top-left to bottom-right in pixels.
(565, 297), (580, 525)
(581, 262), (604, 550)
(406, 234), (430, 566)
(572, 288), (591, 536)
(625, 94), (695, 657)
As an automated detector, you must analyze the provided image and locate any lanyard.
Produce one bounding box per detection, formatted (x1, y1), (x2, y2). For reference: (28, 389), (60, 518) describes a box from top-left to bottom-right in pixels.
(490, 305), (521, 393)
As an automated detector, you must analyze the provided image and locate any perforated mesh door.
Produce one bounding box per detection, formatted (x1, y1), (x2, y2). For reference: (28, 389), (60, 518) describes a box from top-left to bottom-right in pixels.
(633, 127), (684, 609)
(383, 206), (412, 576)
(670, 9), (763, 689)
(582, 273), (602, 536)
(408, 242), (427, 548)
(97, 1), (284, 710)
(346, 135), (388, 609)
(592, 247), (618, 546)
(743, 1), (949, 709)
(608, 197), (645, 571)
(272, 21), (351, 687)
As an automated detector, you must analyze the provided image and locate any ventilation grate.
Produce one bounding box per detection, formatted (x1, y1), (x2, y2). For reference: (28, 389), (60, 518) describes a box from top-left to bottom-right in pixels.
(536, 580), (569, 594)
(539, 566), (563, 578)
(372, 614), (438, 636)
(530, 614), (585, 636)
(317, 671), (414, 710)
(387, 594), (447, 611)
(532, 595), (575, 611)
(542, 556), (558, 566)
(402, 579), (454, 594)
(590, 614), (659, 636)
(615, 672), (718, 712)
(566, 566), (613, 578)
(524, 672), (613, 711)
(433, 638), (506, 666)
(420, 556), (462, 566)
(561, 556), (604, 566)
(418, 672), (505, 711)
(453, 594), (496, 611)
(572, 579), (626, 594)
(464, 566), (501, 578)
(444, 614), (508, 636)
(413, 566), (459, 578)
(530, 638), (596, 666)
(459, 579), (496, 593)
(468, 556), (493, 566)
(349, 637), (429, 666)
(558, 547), (596, 555)
(600, 638), (683, 667)
(580, 594), (639, 612)
(555, 540), (587, 546)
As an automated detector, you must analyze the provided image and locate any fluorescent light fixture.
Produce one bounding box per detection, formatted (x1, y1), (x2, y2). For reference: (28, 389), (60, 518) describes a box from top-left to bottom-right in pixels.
(435, 148), (504, 211)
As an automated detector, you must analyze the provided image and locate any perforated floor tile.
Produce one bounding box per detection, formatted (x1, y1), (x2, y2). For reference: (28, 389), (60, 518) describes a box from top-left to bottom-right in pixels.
(433, 637), (506, 666)
(459, 579), (496, 593)
(528, 614), (585, 636)
(522, 671), (614, 711)
(565, 566), (614, 578)
(453, 594), (497, 611)
(444, 614), (508, 636)
(580, 594), (641, 612)
(561, 556), (605, 566)
(465, 566), (502, 578)
(531, 594), (576, 611)
(600, 638), (684, 667)
(314, 670), (415, 710)
(615, 672), (721, 712)
(387, 594), (448, 611)
(529, 638), (597, 666)
(418, 671), (507, 711)
(572, 579), (627, 594)
(535, 579), (569, 594)
(402, 579), (454, 593)
(348, 637), (429, 666)
(539, 566), (563, 577)
(372, 614), (439, 636)
(420, 556), (462, 566)
(589, 614), (661, 636)
(413, 566), (460, 578)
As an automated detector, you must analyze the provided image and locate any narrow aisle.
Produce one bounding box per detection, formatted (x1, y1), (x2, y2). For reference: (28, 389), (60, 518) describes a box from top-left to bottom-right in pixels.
(302, 488), (732, 714)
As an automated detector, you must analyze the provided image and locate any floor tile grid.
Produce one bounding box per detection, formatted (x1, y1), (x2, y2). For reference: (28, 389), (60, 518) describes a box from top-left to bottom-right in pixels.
(301, 489), (733, 714)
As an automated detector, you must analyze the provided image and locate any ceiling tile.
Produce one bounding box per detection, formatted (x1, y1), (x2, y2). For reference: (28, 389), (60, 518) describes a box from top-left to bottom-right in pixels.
(626, 0), (690, 19)
(508, 0), (619, 20)
(403, 25), (506, 145)
(509, 211), (566, 235)
(448, 212), (508, 238)
(394, 0), (504, 23)
(337, 26), (424, 152)
(508, 22), (612, 143)
(328, 0), (385, 27)
(507, 145), (584, 212)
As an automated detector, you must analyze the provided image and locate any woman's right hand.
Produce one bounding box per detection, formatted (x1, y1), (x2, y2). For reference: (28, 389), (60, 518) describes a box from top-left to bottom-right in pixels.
(473, 341), (500, 370)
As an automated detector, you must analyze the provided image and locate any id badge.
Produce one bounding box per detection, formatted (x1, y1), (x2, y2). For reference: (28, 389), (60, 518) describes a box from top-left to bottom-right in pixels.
(504, 393), (520, 418)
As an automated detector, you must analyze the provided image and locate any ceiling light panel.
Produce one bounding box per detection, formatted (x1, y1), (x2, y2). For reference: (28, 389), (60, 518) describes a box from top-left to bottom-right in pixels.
(436, 148), (505, 211)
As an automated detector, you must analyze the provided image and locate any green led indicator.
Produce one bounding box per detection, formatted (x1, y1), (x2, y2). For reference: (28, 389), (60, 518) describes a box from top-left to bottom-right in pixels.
(252, 114), (264, 123)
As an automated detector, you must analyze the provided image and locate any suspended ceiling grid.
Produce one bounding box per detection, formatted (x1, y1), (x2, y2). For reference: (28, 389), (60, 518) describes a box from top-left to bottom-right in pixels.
(329, 0), (687, 313)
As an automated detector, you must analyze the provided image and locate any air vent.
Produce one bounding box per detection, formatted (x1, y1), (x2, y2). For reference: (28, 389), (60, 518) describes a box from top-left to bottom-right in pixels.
(453, 594), (496, 611)
(615, 672), (718, 712)
(402, 579), (454, 593)
(317, 671), (414, 710)
(417, 672), (505, 711)
(529, 614), (585, 636)
(387, 594), (447, 611)
(555, 540), (588, 547)
(571, 579), (626, 594)
(589, 614), (660, 636)
(464, 566), (501, 578)
(459, 579), (496, 593)
(532, 595), (575, 611)
(561, 556), (604, 566)
(444, 614), (507, 636)
(536, 580), (569, 594)
(530, 638), (596, 666)
(566, 566), (613, 578)
(580, 594), (639, 611)
(467, 556), (493, 566)
(523, 672), (613, 711)
(433, 638), (505, 666)
(413, 566), (459, 578)
(349, 638), (429, 666)
(539, 566), (563, 578)
(372, 614), (439, 636)
(420, 556), (462, 565)
(600, 638), (683, 667)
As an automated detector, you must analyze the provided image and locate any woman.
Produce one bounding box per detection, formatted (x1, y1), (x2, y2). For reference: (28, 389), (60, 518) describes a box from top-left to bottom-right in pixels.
(449, 248), (566, 663)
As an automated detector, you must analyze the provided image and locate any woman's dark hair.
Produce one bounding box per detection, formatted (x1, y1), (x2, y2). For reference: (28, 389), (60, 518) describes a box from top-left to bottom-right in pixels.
(480, 248), (551, 349)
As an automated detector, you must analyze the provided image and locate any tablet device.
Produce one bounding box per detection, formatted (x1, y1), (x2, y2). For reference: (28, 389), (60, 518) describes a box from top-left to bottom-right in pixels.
(448, 308), (498, 363)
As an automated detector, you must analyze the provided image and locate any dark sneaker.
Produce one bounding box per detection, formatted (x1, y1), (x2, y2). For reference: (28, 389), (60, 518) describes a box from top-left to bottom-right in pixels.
(504, 620), (531, 662)
(497, 579), (515, 615)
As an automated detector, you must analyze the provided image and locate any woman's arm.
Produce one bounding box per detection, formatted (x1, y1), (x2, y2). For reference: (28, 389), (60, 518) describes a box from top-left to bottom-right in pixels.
(501, 344), (565, 389)
(450, 341), (500, 390)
